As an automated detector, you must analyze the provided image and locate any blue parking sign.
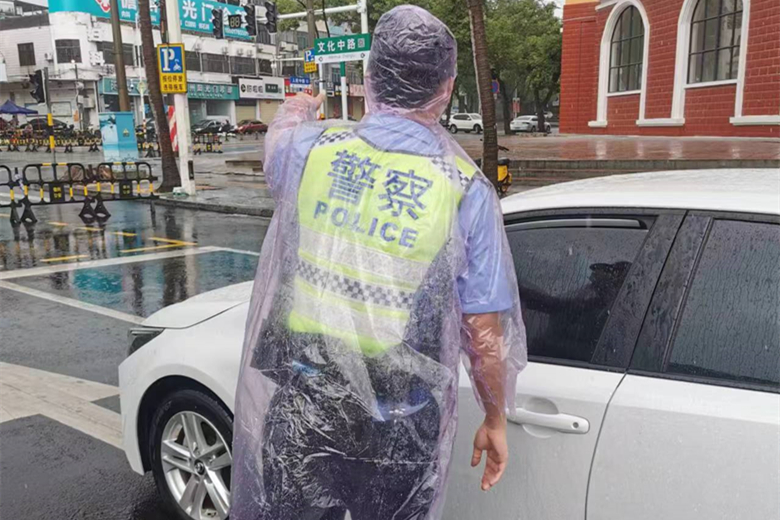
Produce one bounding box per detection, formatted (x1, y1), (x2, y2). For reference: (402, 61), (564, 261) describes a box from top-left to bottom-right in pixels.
(157, 44), (187, 93)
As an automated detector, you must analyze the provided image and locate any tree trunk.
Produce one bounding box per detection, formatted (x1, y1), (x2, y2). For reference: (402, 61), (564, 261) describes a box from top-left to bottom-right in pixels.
(498, 76), (512, 135)
(138, 0), (180, 192)
(466, 0), (498, 189)
(534, 89), (549, 134)
(444, 77), (458, 128)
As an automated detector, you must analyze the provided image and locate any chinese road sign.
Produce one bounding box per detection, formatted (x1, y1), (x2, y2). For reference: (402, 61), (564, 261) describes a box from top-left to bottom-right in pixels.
(304, 49), (318, 74)
(187, 82), (239, 100)
(157, 44), (187, 94)
(313, 34), (371, 64)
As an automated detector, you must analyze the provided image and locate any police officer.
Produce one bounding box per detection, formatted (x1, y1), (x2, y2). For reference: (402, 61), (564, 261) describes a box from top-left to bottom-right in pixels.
(231, 6), (527, 520)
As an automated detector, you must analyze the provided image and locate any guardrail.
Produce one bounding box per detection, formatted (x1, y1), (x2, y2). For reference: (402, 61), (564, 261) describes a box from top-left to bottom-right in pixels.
(193, 134), (223, 155)
(0, 161), (157, 226)
(0, 131), (101, 153)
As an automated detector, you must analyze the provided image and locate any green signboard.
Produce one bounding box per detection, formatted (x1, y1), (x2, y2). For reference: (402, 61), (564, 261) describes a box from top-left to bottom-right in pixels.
(313, 34), (371, 64)
(99, 77), (143, 97)
(187, 82), (239, 100)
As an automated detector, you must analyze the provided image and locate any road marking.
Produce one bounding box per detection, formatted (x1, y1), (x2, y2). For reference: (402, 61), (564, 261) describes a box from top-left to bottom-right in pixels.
(0, 362), (121, 449)
(0, 281), (145, 324)
(113, 231), (137, 237)
(0, 245), (225, 280)
(77, 226), (104, 232)
(48, 221), (69, 227)
(150, 237), (198, 246)
(0, 214), (9, 218)
(41, 254), (89, 263)
(209, 246), (260, 257)
(120, 243), (194, 254)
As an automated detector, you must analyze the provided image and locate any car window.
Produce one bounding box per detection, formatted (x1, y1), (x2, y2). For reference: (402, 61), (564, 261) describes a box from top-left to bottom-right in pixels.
(453, 114), (468, 121)
(506, 222), (648, 363)
(666, 220), (780, 387)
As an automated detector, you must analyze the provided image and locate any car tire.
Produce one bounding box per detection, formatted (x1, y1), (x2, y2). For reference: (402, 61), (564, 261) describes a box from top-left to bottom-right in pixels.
(449, 124), (458, 134)
(149, 388), (234, 520)
(545, 125), (551, 134)
(474, 124), (482, 134)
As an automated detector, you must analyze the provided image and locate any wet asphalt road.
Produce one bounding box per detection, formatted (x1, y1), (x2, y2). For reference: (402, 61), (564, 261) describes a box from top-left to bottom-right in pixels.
(0, 201), (269, 519)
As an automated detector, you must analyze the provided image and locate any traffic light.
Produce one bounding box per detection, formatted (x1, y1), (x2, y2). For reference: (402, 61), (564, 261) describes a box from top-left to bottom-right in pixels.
(29, 70), (45, 104)
(211, 8), (224, 39)
(264, 1), (277, 34)
(244, 4), (257, 36)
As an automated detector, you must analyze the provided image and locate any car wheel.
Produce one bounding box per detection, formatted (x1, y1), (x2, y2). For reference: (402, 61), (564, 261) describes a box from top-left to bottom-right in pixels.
(531, 125), (537, 133)
(545, 124), (551, 134)
(449, 124), (458, 134)
(473, 124), (482, 134)
(149, 388), (233, 520)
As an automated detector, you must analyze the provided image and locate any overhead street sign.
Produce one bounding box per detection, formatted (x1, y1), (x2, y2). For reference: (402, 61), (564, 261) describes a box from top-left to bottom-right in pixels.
(157, 44), (187, 94)
(304, 49), (318, 74)
(313, 34), (371, 64)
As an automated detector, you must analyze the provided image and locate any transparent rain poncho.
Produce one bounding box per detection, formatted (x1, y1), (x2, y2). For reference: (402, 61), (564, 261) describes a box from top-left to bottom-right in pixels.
(232, 6), (526, 520)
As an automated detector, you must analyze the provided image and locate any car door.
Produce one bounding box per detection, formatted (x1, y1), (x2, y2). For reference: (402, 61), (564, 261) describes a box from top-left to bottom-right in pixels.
(587, 213), (780, 520)
(444, 210), (682, 520)
(452, 114), (469, 130)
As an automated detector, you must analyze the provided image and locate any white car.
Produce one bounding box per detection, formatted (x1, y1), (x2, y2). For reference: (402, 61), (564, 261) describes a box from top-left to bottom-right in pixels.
(446, 113), (483, 134)
(120, 169), (780, 520)
(510, 115), (551, 134)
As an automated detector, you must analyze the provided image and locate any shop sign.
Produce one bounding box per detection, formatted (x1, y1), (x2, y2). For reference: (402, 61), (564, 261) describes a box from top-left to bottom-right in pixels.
(349, 83), (366, 97)
(285, 77), (313, 97)
(187, 82), (239, 100)
(99, 77), (143, 97)
(238, 77), (286, 100)
(49, 0), (252, 40)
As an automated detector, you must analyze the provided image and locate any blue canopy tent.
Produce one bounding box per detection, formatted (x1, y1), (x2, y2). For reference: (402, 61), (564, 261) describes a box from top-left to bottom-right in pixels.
(0, 100), (38, 115)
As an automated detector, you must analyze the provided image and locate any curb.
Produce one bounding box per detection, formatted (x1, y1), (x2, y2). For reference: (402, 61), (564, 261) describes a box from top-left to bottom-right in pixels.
(137, 196), (275, 218)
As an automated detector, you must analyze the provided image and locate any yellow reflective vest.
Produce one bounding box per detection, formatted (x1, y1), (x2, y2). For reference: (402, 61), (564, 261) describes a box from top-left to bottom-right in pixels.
(289, 127), (477, 356)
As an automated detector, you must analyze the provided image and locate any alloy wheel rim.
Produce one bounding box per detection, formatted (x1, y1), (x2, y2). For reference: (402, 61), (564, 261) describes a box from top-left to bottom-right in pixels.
(161, 411), (232, 520)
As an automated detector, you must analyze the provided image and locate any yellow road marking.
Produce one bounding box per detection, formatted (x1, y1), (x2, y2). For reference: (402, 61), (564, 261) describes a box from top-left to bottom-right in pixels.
(119, 244), (193, 254)
(150, 237), (198, 246)
(48, 221), (69, 227)
(113, 231), (137, 237)
(0, 214), (9, 218)
(41, 254), (88, 263)
(76, 227), (104, 232)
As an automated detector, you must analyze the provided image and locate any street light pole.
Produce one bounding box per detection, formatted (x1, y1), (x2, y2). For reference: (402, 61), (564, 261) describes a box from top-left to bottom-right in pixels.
(164, 0), (195, 195)
(109, 0), (131, 112)
(72, 60), (85, 132)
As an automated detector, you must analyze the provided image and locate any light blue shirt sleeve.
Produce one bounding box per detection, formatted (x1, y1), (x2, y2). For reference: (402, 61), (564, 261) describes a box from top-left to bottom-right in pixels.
(457, 178), (515, 314)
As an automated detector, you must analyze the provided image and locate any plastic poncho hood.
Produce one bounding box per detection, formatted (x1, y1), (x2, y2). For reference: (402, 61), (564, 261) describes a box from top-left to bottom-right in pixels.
(231, 7), (526, 520)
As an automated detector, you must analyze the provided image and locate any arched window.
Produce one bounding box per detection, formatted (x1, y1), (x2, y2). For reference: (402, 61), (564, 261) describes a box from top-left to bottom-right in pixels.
(688, 0), (743, 83)
(609, 6), (645, 93)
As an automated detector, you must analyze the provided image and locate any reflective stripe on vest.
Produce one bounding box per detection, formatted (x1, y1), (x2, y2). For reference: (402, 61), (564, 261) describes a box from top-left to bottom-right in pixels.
(289, 127), (477, 356)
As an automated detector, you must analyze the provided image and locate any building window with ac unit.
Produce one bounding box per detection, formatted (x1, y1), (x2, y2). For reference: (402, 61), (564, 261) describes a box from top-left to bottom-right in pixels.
(258, 58), (273, 75)
(186, 51), (201, 71)
(609, 6), (644, 93)
(688, 0), (742, 83)
(231, 56), (256, 75)
(99, 42), (135, 66)
(55, 39), (82, 63)
(18, 43), (35, 67)
(203, 53), (229, 73)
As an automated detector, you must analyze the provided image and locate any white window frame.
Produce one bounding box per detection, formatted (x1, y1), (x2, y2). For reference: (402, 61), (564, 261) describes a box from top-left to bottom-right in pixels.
(589, 0), (650, 128)
(669, 0), (752, 124)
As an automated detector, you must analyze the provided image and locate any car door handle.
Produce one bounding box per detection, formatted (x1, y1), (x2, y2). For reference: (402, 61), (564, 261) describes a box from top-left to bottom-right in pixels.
(508, 408), (590, 434)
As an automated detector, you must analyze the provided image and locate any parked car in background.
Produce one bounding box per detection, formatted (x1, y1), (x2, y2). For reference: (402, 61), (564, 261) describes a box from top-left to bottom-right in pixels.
(23, 117), (68, 133)
(447, 113), (483, 134)
(120, 169), (780, 520)
(236, 119), (268, 135)
(510, 115), (552, 134)
(192, 119), (232, 135)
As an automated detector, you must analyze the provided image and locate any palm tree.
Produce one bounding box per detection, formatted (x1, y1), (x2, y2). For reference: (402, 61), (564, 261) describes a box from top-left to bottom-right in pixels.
(466, 0), (498, 189)
(138, 0), (180, 192)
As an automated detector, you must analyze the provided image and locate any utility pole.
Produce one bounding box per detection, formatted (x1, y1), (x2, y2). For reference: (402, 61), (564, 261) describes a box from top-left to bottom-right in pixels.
(109, 0), (131, 112)
(164, 0), (195, 195)
(72, 60), (85, 132)
(43, 67), (57, 164)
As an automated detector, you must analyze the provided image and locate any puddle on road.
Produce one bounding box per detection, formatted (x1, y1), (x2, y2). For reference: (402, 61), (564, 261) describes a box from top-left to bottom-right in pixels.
(11, 250), (258, 318)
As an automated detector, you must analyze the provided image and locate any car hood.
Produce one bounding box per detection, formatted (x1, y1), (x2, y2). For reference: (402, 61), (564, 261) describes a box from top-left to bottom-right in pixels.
(141, 281), (254, 329)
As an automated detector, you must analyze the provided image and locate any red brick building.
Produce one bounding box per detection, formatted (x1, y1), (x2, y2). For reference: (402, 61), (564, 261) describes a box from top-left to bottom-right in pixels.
(560, 0), (780, 136)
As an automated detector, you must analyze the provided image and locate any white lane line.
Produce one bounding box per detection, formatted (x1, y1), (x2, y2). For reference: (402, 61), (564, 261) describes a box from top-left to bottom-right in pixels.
(0, 280), (145, 325)
(0, 245), (225, 280)
(0, 362), (121, 449)
(208, 246), (260, 257)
